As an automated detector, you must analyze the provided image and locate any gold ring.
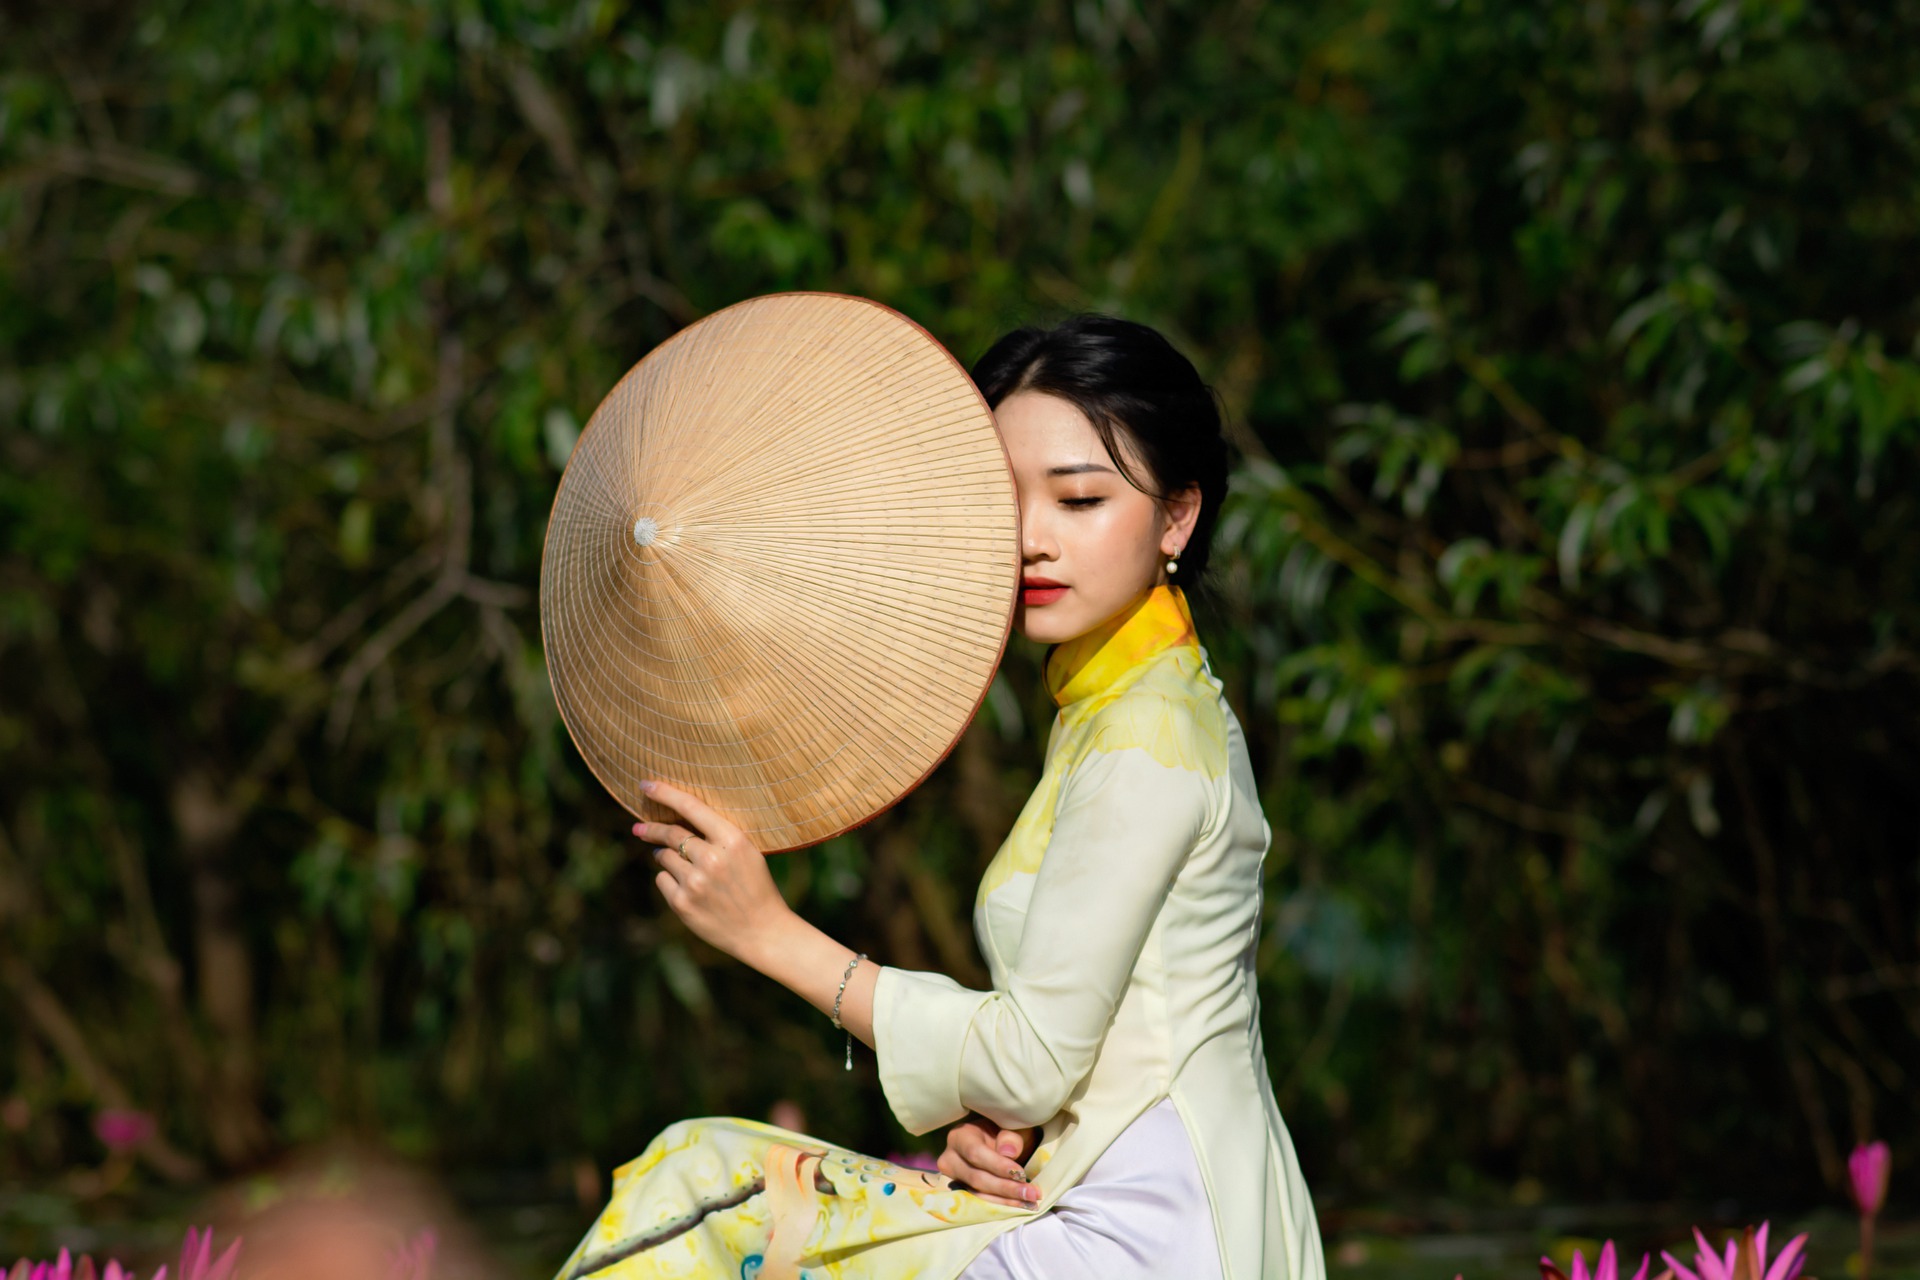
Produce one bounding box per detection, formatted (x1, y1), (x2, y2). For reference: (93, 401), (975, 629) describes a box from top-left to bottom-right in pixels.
(678, 838), (692, 856)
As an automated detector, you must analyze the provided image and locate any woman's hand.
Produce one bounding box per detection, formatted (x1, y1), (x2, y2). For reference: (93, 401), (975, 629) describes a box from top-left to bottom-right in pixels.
(937, 1114), (1039, 1207)
(637, 780), (793, 963)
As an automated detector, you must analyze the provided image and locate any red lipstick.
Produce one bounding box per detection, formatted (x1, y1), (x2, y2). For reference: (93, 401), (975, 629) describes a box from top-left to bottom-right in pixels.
(1020, 577), (1067, 607)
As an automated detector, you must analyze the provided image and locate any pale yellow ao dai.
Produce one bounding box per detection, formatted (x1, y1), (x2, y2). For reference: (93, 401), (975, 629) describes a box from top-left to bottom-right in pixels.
(558, 587), (1325, 1280)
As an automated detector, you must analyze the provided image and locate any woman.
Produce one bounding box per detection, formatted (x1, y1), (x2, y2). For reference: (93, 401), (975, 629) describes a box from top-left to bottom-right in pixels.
(557, 316), (1325, 1280)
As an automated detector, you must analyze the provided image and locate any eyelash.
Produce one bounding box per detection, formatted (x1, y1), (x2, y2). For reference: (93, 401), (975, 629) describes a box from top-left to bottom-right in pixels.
(1061, 497), (1104, 509)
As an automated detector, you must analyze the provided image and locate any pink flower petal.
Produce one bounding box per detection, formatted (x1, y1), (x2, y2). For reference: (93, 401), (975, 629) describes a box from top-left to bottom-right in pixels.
(1664, 1250), (1703, 1280)
(1628, 1253), (1651, 1280)
(1762, 1233), (1808, 1280)
(203, 1239), (240, 1280)
(1849, 1142), (1891, 1217)
(1598, 1240), (1620, 1280)
(91, 1110), (157, 1153)
(1573, 1251), (1592, 1280)
(1691, 1229), (1730, 1280)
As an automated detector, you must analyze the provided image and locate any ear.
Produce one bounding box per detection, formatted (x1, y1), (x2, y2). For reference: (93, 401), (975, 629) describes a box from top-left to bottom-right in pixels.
(1161, 483), (1202, 554)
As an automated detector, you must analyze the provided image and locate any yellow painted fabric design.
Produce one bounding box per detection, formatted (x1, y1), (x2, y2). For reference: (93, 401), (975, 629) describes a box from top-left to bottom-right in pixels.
(1082, 674), (1226, 773)
(1043, 584), (1198, 709)
(557, 1117), (1023, 1279)
(977, 587), (1225, 900)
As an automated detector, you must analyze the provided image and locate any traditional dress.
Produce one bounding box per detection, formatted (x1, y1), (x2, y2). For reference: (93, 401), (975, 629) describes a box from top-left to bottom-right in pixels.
(557, 586), (1325, 1280)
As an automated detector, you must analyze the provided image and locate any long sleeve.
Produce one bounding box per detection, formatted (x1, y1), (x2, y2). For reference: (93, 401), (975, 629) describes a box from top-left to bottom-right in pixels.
(873, 694), (1215, 1135)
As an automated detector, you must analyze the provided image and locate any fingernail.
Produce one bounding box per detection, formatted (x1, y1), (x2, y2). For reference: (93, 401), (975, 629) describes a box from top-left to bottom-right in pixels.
(1007, 1167), (1024, 1180)
(1024, 1186), (1040, 1202)
(639, 780), (657, 793)
(632, 823), (645, 835)
(997, 1140), (1019, 1157)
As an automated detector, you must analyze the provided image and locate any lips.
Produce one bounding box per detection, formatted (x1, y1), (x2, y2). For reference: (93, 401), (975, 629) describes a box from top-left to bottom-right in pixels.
(1020, 578), (1067, 607)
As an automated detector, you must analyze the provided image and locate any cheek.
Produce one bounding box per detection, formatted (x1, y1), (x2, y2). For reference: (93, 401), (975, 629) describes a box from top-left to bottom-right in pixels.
(1073, 501), (1160, 564)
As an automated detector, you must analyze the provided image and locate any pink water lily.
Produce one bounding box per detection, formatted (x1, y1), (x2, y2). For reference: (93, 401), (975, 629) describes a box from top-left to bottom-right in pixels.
(92, 1109), (157, 1153)
(5, 1247), (138, 1280)
(1850, 1141), (1890, 1218)
(1662, 1224), (1807, 1280)
(1851, 1140), (1891, 1280)
(172, 1227), (240, 1280)
(5, 1227), (239, 1280)
(1539, 1239), (1651, 1280)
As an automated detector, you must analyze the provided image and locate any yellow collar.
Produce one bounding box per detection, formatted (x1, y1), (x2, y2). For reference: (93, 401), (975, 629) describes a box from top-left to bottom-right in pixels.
(1045, 585), (1200, 708)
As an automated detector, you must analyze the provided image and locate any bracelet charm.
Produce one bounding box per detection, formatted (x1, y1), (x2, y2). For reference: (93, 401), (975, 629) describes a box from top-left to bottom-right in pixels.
(832, 952), (867, 1072)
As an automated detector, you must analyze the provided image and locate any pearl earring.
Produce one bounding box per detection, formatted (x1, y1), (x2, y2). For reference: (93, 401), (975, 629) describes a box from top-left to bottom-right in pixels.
(1166, 553), (1180, 576)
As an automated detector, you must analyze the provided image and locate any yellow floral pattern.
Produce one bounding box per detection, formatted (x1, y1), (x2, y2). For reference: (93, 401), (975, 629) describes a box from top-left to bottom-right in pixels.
(557, 1116), (1023, 1279)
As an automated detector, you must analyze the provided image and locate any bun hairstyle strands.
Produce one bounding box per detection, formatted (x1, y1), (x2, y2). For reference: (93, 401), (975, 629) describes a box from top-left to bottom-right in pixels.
(540, 294), (1020, 853)
(971, 314), (1231, 591)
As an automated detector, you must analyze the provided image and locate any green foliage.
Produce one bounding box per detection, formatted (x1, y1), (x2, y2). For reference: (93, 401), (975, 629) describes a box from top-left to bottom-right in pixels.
(2, 0), (1916, 1206)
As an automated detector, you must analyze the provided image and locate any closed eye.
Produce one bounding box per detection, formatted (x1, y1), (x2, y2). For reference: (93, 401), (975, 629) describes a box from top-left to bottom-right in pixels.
(1061, 497), (1104, 508)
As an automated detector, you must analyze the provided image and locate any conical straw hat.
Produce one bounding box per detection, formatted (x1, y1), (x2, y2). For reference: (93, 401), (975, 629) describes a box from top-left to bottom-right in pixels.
(540, 293), (1018, 853)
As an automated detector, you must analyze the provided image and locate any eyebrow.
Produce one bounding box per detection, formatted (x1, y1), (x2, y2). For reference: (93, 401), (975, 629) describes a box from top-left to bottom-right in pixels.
(1047, 462), (1118, 476)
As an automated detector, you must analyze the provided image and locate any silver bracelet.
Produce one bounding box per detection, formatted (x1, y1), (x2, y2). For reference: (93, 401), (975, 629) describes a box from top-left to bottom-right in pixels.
(832, 952), (867, 1072)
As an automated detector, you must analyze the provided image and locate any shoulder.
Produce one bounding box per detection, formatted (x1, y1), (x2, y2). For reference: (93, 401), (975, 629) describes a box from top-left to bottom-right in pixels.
(1078, 648), (1230, 778)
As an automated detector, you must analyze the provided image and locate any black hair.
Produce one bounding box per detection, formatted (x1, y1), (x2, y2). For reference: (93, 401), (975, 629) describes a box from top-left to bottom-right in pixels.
(970, 315), (1230, 590)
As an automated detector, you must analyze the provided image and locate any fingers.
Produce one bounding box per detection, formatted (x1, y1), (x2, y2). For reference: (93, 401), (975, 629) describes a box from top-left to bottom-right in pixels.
(651, 846), (690, 891)
(942, 1126), (1039, 1205)
(993, 1124), (1035, 1162)
(956, 1125), (1029, 1181)
(635, 820), (699, 858)
(639, 780), (736, 846)
(628, 787), (784, 960)
(936, 1148), (1035, 1206)
(643, 825), (704, 906)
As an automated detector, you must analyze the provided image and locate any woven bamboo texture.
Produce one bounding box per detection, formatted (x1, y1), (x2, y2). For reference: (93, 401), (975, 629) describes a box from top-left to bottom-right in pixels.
(539, 293), (1019, 852)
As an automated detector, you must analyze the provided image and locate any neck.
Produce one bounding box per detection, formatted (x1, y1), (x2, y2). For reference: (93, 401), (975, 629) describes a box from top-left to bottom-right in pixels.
(1044, 585), (1198, 708)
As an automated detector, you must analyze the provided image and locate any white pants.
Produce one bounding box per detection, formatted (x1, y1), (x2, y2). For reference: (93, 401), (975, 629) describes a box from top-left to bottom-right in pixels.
(960, 1099), (1226, 1280)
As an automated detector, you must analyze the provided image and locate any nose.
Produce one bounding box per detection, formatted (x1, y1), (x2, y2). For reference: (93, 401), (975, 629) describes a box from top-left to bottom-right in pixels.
(1019, 492), (1056, 564)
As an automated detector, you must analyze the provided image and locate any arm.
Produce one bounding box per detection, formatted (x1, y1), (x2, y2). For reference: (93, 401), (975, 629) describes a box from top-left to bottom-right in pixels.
(633, 797), (1042, 1206)
(874, 706), (1213, 1134)
(631, 780), (879, 1046)
(637, 692), (1214, 1136)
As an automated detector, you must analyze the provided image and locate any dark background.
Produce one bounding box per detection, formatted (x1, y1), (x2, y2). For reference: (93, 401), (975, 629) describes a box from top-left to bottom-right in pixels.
(2, 0), (1915, 1261)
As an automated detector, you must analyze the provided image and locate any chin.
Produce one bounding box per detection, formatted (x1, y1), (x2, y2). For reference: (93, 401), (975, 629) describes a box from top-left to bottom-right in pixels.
(1015, 606), (1088, 645)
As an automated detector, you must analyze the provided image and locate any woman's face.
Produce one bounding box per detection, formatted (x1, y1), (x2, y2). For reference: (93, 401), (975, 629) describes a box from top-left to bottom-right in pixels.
(996, 390), (1199, 645)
